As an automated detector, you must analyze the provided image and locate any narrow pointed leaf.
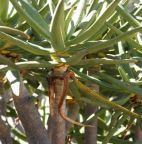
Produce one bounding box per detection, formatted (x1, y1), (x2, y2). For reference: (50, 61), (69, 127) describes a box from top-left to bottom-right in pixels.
(67, 50), (87, 65)
(65, 6), (76, 36)
(68, 27), (142, 57)
(0, 54), (18, 70)
(79, 10), (97, 34)
(15, 61), (53, 69)
(71, 67), (121, 90)
(0, 26), (30, 39)
(99, 73), (142, 96)
(50, 0), (65, 51)
(10, 0), (50, 41)
(116, 4), (141, 27)
(73, 78), (142, 120)
(0, 61), (54, 72)
(75, 58), (137, 67)
(48, 0), (55, 17)
(103, 115), (128, 144)
(107, 22), (142, 52)
(67, 0), (86, 39)
(66, 0), (121, 46)
(0, 31), (51, 55)
(0, 0), (9, 20)
(118, 66), (129, 82)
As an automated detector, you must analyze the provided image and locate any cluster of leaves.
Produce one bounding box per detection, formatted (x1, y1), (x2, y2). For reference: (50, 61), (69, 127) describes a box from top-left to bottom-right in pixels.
(0, 0), (142, 143)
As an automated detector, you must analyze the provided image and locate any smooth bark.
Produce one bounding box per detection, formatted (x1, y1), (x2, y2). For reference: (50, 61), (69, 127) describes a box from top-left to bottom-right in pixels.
(84, 105), (98, 144)
(13, 81), (49, 144)
(0, 82), (12, 144)
(135, 125), (142, 143)
(84, 84), (99, 144)
(66, 101), (79, 132)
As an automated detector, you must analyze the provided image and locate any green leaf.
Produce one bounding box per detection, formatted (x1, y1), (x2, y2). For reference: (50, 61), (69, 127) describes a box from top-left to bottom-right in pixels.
(65, 6), (76, 37)
(75, 58), (137, 67)
(0, 26), (30, 39)
(0, 0), (9, 21)
(1, 61), (54, 71)
(116, 4), (141, 27)
(67, 0), (86, 39)
(67, 50), (87, 65)
(102, 112), (121, 144)
(74, 78), (142, 120)
(79, 10), (97, 34)
(7, 106), (17, 118)
(98, 73), (142, 96)
(0, 31), (51, 55)
(66, 0), (121, 45)
(50, 0), (65, 51)
(103, 115), (128, 144)
(114, 96), (129, 105)
(118, 66), (130, 82)
(71, 67), (120, 90)
(16, 61), (53, 69)
(68, 26), (142, 56)
(86, 0), (99, 14)
(89, 12), (118, 40)
(10, 0), (50, 41)
(12, 129), (26, 141)
(107, 22), (142, 53)
(48, 0), (55, 17)
(0, 54), (18, 70)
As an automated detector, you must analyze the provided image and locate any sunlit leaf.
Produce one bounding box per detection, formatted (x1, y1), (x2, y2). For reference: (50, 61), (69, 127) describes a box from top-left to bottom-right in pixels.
(50, 0), (65, 51)
(10, 0), (50, 41)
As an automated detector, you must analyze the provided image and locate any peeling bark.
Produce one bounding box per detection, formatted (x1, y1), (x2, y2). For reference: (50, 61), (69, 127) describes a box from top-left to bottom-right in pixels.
(51, 77), (66, 144)
(47, 65), (68, 144)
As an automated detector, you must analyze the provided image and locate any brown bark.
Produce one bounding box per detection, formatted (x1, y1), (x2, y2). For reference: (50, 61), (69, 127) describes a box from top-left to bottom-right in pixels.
(51, 78), (66, 144)
(47, 115), (52, 144)
(66, 101), (79, 132)
(84, 105), (98, 144)
(0, 119), (12, 144)
(13, 81), (49, 144)
(135, 125), (142, 143)
(47, 65), (68, 144)
(0, 82), (12, 144)
(84, 84), (99, 144)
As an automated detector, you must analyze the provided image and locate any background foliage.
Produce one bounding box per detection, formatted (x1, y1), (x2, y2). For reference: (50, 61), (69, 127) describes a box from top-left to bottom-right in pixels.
(0, 0), (142, 143)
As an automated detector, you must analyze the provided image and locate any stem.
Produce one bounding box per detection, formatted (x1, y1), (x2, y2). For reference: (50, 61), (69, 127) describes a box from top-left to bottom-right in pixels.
(48, 65), (68, 144)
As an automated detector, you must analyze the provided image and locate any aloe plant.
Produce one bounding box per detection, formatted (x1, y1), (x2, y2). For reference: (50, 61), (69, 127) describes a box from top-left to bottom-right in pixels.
(0, 0), (142, 144)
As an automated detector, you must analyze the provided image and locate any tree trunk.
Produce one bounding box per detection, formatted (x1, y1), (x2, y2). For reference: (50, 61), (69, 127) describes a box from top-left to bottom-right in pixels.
(47, 65), (68, 144)
(84, 105), (98, 144)
(66, 101), (79, 132)
(84, 84), (99, 144)
(0, 81), (12, 144)
(13, 81), (49, 144)
(135, 125), (142, 143)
